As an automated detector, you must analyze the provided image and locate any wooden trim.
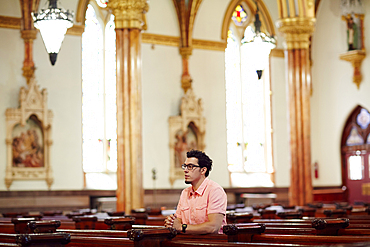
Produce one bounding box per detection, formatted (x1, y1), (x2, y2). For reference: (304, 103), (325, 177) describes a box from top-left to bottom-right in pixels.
(271, 49), (285, 58)
(192, 39), (226, 51)
(76, 0), (89, 24)
(66, 24), (85, 36)
(142, 33), (179, 47)
(0, 16), (21, 29)
(142, 33), (227, 51)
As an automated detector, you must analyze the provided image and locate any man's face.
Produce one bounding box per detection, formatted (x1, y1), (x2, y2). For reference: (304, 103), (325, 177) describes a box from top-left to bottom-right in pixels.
(184, 157), (202, 184)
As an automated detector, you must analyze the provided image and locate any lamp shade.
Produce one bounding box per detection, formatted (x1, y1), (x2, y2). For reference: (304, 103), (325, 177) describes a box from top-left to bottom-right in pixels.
(242, 31), (276, 72)
(32, 0), (73, 65)
(241, 3), (276, 79)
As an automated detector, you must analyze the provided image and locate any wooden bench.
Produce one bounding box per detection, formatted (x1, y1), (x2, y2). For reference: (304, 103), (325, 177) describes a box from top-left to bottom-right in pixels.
(0, 232), (70, 246)
(223, 223), (370, 245)
(104, 216), (135, 230)
(161, 239), (314, 247)
(67, 227), (176, 247)
(227, 212), (253, 224)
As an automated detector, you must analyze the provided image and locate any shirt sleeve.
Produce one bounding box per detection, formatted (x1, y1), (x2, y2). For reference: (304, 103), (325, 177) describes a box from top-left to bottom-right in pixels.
(207, 186), (227, 215)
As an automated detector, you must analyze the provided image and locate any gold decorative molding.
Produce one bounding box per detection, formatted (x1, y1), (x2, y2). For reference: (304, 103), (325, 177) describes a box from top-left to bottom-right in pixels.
(66, 25), (85, 36)
(0, 16), (21, 29)
(193, 39), (226, 51)
(22, 67), (36, 84)
(340, 50), (366, 89)
(21, 30), (37, 42)
(179, 47), (192, 59)
(142, 33), (227, 51)
(270, 49), (285, 58)
(276, 17), (316, 49)
(142, 33), (179, 47)
(76, 0), (89, 24)
(107, 0), (149, 29)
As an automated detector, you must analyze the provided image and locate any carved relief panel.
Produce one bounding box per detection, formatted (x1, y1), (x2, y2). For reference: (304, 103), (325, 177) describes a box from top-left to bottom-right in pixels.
(168, 89), (206, 185)
(5, 78), (53, 189)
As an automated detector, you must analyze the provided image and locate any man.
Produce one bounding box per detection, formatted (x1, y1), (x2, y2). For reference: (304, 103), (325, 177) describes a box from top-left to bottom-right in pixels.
(164, 150), (227, 234)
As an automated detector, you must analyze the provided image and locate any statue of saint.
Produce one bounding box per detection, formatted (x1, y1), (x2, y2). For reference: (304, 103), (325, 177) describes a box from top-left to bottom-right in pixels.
(346, 16), (358, 51)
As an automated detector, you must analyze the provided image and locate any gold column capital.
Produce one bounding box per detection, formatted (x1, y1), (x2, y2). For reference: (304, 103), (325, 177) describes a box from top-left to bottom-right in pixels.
(108, 0), (149, 29)
(179, 47), (193, 59)
(276, 17), (316, 49)
(21, 29), (37, 42)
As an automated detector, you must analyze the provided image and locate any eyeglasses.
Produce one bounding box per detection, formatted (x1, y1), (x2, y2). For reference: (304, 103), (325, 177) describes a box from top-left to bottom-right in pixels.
(181, 164), (200, 171)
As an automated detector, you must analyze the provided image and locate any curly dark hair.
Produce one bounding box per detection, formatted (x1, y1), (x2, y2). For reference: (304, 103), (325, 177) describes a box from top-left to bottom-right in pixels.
(186, 150), (213, 177)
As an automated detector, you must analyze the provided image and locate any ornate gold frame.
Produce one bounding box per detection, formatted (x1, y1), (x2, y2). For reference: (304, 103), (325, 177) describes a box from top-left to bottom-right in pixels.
(168, 89), (206, 185)
(5, 78), (53, 189)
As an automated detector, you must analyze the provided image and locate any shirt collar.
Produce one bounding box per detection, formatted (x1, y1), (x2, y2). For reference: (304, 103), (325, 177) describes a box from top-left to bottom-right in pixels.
(189, 177), (209, 197)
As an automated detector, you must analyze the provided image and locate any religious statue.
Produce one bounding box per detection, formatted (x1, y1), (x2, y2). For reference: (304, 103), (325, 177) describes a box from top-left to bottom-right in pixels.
(346, 16), (358, 51)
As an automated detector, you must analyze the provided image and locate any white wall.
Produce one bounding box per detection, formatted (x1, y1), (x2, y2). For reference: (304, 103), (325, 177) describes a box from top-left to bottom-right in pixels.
(311, 0), (370, 186)
(271, 56), (290, 187)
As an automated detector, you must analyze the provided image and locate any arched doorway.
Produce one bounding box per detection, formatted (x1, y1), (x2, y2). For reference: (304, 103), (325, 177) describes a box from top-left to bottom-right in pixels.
(341, 105), (370, 204)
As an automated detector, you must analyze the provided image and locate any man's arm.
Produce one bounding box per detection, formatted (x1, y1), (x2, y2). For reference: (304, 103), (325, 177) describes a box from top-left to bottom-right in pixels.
(172, 213), (224, 234)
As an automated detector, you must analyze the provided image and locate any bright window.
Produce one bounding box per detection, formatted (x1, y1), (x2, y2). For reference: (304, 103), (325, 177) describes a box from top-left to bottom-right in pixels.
(348, 154), (363, 180)
(82, 3), (117, 190)
(225, 4), (274, 187)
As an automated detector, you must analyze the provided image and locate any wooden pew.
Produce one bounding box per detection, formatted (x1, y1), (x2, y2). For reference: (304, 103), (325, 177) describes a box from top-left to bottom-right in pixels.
(104, 216), (135, 230)
(0, 232), (71, 246)
(12, 218), (60, 233)
(66, 227), (176, 247)
(227, 212), (253, 224)
(72, 216), (98, 230)
(276, 211), (303, 219)
(223, 223), (370, 245)
(161, 239), (315, 247)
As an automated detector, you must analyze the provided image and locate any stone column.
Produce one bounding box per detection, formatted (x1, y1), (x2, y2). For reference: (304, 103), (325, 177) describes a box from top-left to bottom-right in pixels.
(108, 0), (148, 213)
(276, 18), (315, 206)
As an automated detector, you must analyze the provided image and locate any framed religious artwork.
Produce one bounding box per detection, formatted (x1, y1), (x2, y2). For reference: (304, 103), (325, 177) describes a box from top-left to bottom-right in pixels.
(5, 78), (53, 189)
(168, 89), (206, 185)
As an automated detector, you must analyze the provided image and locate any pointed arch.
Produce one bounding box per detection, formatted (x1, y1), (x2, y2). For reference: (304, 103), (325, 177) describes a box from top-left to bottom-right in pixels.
(341, 105), (370, 148)
(76, 0), (89, 24)
(221, 0), (276, 41)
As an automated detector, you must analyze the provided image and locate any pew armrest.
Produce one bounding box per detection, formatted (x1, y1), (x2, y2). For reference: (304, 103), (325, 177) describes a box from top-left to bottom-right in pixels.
(27, 220), (61, 233)
(312, 218), (350, 235)
(104, 216), (135, 230)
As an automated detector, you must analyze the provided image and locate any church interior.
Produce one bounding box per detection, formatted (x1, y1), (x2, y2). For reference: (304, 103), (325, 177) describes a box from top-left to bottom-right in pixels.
(1, 0), (370, 240)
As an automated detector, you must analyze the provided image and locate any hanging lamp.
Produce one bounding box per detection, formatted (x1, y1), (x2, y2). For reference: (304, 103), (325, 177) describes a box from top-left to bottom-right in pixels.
(32, 0), (74, 65)
(242, 1), (276, 80)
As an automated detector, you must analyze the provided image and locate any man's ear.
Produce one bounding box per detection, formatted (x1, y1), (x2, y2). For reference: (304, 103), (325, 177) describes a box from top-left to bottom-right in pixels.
(201, 167), (207, 175)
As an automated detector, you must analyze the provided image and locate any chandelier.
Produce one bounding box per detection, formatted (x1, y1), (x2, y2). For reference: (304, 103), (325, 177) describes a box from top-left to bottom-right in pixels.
(32, 0), (74, 65)
(241, 1), (276, 80)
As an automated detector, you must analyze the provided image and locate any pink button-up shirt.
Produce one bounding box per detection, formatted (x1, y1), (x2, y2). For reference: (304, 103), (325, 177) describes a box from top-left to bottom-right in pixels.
(175, 178), (227, 233)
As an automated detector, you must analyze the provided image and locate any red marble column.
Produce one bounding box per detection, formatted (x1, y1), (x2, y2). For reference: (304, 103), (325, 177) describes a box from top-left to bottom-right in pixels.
(277, 18), (315, 206)
(108, 0), (148, 213)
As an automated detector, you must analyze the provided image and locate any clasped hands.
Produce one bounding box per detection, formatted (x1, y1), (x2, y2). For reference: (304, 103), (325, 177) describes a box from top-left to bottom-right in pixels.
(164, 214), (181, 231)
